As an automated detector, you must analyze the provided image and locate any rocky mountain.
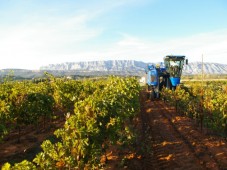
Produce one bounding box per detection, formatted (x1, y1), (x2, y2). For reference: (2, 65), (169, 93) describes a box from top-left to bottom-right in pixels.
(40, 60), (227, 75)
(40, 60), (146, 72)
(1, 60), (227, 80)
(183, 62), (227, 75)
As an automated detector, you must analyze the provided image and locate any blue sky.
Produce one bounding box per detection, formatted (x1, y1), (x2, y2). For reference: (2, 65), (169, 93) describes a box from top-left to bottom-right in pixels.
(0, 0), (227, 69)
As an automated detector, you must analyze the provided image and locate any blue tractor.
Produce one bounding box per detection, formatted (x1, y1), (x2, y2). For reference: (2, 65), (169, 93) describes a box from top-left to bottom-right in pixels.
(146, 55), (188, 99)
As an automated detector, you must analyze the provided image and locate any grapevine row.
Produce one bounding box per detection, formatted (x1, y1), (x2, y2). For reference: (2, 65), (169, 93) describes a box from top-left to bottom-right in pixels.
(161, 81), (227, 136)
(1, 76), (140, 169)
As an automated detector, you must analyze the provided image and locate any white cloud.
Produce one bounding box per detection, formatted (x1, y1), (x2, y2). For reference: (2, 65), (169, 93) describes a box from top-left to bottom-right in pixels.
(0, 1), (226, 69)
(0, 12), (103, 69)
(1, 0), (149, 69)
(1, 26), (227, 69)
(98, 29), (227, 64)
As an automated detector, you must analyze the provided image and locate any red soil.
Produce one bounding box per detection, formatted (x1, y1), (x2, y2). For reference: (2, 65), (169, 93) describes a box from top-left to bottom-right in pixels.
(0, 90), (226, 169)
(105, 90), (227, 170)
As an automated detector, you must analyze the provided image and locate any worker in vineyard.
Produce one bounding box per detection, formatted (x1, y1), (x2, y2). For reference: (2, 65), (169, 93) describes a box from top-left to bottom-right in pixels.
(159, 77), (164, 91)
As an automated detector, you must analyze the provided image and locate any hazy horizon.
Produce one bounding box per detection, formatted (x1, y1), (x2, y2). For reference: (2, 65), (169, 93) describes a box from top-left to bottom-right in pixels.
(1, 59), (227, 70)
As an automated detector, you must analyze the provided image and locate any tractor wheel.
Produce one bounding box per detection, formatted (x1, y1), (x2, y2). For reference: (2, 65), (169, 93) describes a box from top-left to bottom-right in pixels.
(150, 91), (155, 100)
(147, 92), (150, 100)
(147, 85), (152, 91)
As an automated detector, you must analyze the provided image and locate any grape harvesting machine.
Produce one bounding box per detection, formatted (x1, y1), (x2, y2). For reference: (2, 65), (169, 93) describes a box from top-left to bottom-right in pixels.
(145, 55), (188, 99)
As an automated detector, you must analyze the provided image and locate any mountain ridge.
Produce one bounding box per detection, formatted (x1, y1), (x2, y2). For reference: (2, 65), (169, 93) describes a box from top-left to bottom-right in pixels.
(1, 60), (227, 79)
(40, 60), (227, 75)
(40, 60), (146, 72)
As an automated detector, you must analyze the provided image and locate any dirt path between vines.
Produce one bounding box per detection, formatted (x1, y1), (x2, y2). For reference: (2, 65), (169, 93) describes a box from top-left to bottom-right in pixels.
(0, 114), (66, 167)
(135, 90), (227, 170)
(107, 90), (227, 170)
(0, 90), (227, 169)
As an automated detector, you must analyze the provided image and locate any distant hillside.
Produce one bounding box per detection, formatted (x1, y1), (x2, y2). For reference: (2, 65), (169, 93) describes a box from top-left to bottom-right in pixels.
(40, 60), (146, 72)
(183, 62), (227, 75)
(1, 60), (227, 79)
(40, 60), (227, 75)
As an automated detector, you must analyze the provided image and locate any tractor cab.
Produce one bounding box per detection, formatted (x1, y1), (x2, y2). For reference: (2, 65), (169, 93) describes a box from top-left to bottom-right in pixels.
(164, 55), (187, 87)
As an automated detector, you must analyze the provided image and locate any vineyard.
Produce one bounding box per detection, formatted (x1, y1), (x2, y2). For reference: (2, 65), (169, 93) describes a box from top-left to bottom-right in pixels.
(162, 80), (227, 136)
(0, 75), (141, 169)
(0, 75), (227, 169)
